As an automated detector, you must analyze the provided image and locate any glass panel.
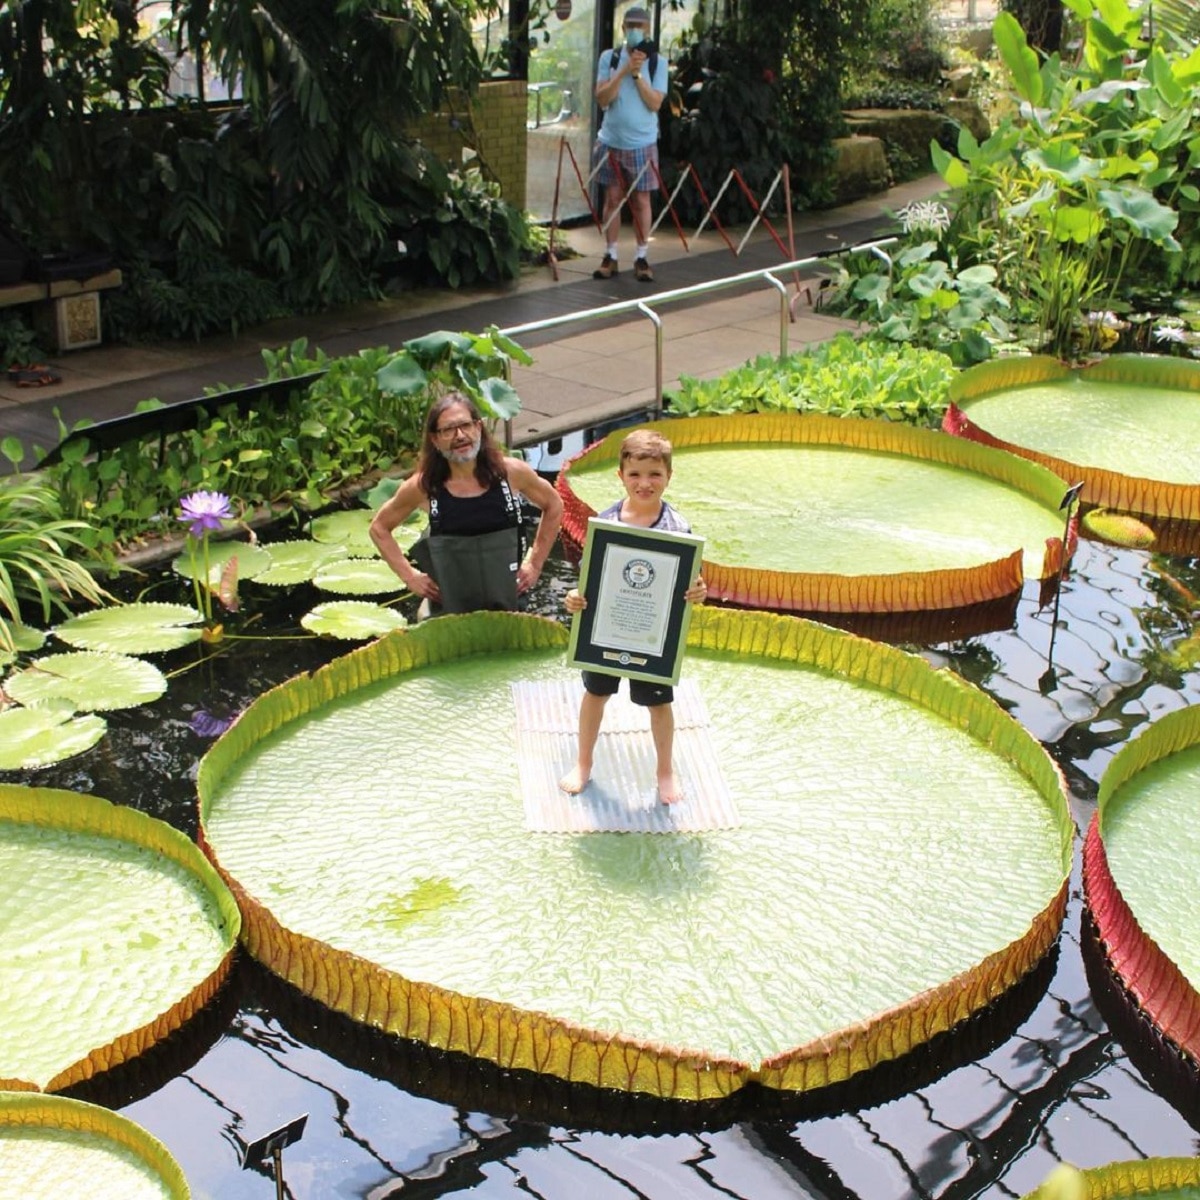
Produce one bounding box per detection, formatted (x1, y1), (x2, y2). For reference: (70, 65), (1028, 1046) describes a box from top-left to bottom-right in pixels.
(527, 0), (599, 222)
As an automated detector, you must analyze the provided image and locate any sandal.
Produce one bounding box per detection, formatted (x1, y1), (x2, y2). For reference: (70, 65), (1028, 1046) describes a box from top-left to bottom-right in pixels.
(7, 364), (61, 387)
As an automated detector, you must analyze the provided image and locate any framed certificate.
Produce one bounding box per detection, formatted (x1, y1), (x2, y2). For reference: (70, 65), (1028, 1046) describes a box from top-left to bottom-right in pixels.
(566, 518), (705, 685)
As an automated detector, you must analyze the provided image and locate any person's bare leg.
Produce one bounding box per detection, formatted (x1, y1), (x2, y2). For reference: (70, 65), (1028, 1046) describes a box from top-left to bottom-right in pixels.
(648, 702), (681, 804)
(629, 189), (651, 251)
(560, 691), (609, 793)
(601, 181), (623, 249)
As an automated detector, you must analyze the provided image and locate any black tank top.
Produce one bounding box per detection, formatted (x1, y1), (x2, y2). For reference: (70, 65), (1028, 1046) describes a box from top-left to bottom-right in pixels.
(430, 478), (519, 536)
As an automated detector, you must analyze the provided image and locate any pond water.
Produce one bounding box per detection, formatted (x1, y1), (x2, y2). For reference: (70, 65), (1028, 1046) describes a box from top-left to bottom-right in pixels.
(8, 531), (1200, 1199)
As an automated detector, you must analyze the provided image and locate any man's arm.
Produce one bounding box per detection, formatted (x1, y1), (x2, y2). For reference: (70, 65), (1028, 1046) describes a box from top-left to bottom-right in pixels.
(626, 49), (665, 112)
(506, 458), (564, 593)
(368, 475), (439, 600)
(594, 52), (630, 109)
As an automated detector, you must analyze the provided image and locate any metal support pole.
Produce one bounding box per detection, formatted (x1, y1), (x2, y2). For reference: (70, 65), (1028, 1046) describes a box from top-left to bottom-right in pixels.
(1046, 482), (1084, 673)
(637, 301), (664, 415)
(763, 271), (788, 357)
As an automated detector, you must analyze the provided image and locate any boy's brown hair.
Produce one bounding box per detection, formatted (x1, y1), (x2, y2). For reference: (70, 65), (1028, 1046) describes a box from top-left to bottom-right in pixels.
(618, 429), (673, 472)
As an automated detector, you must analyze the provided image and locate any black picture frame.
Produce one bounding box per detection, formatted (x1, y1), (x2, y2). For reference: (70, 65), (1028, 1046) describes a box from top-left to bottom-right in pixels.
(566, 518), (705, 685)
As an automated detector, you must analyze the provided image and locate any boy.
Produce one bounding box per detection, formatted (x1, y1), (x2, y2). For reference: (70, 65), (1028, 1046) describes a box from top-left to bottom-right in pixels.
(559, 430), (707, 805)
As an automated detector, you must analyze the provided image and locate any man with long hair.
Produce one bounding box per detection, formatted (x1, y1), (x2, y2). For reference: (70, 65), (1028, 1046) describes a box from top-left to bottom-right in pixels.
(370, 392), (563, 614)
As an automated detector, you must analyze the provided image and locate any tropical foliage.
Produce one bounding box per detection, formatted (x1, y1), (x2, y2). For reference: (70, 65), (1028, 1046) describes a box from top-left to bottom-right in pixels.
(0, 475), (108, 653)
(667, 333), (958, 425)
(0, 0), (526, 339)
(929, 1), (1196, 357)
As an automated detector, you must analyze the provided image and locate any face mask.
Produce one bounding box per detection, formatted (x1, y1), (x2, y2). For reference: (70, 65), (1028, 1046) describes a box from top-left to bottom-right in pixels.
(625, 28), (645, 48)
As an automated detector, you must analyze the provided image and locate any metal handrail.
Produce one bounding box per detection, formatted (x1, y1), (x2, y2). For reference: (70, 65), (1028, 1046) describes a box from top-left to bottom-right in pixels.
(499, 235), (897, 445)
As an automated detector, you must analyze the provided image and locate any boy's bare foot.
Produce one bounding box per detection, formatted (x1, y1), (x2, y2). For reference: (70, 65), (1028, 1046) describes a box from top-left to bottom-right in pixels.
(559, 765), (591, 794)
(658, 772), (683, 805)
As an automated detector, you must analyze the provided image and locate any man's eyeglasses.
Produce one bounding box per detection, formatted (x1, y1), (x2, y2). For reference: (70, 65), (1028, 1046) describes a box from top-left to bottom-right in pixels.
(435, 419), (479, 438)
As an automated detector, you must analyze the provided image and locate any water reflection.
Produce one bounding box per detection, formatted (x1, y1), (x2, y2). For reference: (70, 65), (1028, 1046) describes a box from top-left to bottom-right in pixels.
(6, 538), (1200, 1197)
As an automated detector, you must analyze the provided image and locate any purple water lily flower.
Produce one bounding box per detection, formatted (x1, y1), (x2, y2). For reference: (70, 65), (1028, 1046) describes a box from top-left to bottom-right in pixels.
(179, 490), (233, 538)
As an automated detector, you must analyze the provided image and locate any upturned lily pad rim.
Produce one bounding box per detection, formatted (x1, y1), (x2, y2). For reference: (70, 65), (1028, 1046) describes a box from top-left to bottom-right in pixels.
(556, 414), (1073, 615)
(198, 609), (1071, 1100)
(0, 1090), (190, 1197)
(1021, 1156), (1200, 1200)
(946, 353), (1200, 522)
(0, 784), (241, 1092)
(1084, 705), (1200, 1063)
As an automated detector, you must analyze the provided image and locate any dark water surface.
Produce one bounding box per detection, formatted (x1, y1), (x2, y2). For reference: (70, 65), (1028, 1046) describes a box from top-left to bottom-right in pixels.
(12, 535), (1200, 1199)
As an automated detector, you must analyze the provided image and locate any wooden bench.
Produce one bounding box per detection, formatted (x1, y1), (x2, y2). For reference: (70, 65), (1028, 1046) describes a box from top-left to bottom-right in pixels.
(0, 268), (123, 351)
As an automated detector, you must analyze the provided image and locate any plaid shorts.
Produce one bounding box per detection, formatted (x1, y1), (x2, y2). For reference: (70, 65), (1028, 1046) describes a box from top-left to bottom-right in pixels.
(593, 141), (659, 192)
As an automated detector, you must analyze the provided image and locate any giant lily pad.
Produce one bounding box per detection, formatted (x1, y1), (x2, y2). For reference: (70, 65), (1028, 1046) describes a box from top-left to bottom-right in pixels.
(54, 604), (203, 655)
(1022, 1157), (1200, 1199)
(557, 415), (1072, 616)
(0, 707), (107, 770)
(5, 652), (167, 712)
(198, 609), (1071, 1100)
(310, 510), (382, 558)
(946, 354), (1200, 521)
(0, 784), (240, 1090)
(0, 1091), (189, 1197)
(1084, 705), (1200, 1065)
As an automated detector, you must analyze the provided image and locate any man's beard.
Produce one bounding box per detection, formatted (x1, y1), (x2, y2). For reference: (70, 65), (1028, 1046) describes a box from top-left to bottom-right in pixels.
(442, 434), (482, 464)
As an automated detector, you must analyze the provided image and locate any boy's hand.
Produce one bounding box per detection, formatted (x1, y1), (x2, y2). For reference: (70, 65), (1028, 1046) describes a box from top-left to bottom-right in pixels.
(684, 576), (707, 605)
(564, 588), (588, 614)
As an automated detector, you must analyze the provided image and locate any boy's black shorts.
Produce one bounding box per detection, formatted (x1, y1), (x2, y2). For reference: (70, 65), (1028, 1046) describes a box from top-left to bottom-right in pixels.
(582, 670), (673, 707)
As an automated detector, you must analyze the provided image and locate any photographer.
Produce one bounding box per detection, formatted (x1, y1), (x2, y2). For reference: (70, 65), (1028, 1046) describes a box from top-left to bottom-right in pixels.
(591, 5), (667, 284)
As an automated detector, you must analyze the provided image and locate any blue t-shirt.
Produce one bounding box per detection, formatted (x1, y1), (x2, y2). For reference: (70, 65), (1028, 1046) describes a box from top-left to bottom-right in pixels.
(596, 47), (669, 151)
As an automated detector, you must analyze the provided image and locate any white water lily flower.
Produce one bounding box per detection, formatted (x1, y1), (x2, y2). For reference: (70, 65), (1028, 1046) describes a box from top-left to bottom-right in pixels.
(1152, 323), (1188, 343)
(898, 200), (952, 236)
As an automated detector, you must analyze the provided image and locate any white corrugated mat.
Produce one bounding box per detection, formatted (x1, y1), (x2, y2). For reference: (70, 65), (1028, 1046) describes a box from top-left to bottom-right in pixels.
(512, 678), (739, 833)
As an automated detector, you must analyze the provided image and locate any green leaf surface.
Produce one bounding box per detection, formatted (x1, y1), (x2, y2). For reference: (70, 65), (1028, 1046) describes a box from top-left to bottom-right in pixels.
(5, 653), (167, 712)
(200, 611), (1070, 1083)
(0, 626), (46, 668)
(54, 604), (203, 654)
(310, 510), (382, 557)
(0, 784), (239, 1090)
(0, 708), (107, 770)
(312, 559), (408, 596)
(0, 1092), (188, 1198)
(567, 443), (1063, 578)
(301, 601), (409, 639)
(170, 540), (271, 583)
(256, 540), (348, 587)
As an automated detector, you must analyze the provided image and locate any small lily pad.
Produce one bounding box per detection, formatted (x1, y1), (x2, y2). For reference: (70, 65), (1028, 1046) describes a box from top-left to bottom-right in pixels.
(171, 539), (272, 583)
(312, 559), (408, 596)
(310, 510), (380, 557)
(54, 604), (203, 654)
(0, 625), (46, 668)
(301, 601), (409, 639)
(256, 540), (349, 587)
(0, 707), (107, 769)
(5, 652), (168, 712)
(1082, 508), (1156, 549)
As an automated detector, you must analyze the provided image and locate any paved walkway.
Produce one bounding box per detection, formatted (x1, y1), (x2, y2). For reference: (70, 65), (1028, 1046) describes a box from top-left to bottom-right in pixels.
(0, 175), (945, 460)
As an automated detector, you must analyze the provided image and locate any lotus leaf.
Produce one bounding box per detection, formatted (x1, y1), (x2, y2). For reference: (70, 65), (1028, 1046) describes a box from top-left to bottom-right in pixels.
(199, 609), (1071, 1099)
(170, 539), (271, 583)
(1021, 1156), (1200, 1199)
(313, 559), (408, 596)
(0, 707), (106, 770)
(54, 604), (203, 654)
(310, 510), (382, 557)
(1085, 706), (1200, 1061)
(947, 354), (1200, 520)
(301, 601), (409, 639)
(0, 785), (239, 1090)
(5, 652), (167, 712)
(256, 540), (349, 587)
(0, 1092), (188, 1197)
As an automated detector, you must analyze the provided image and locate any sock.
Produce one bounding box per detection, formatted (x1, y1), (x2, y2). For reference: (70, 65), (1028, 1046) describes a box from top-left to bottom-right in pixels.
(606, 243), (619, 259)
(636, 244), (648, 261)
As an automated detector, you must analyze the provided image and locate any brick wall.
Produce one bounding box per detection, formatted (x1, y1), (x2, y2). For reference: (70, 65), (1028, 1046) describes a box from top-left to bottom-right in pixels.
(407, 81), (528, 211)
